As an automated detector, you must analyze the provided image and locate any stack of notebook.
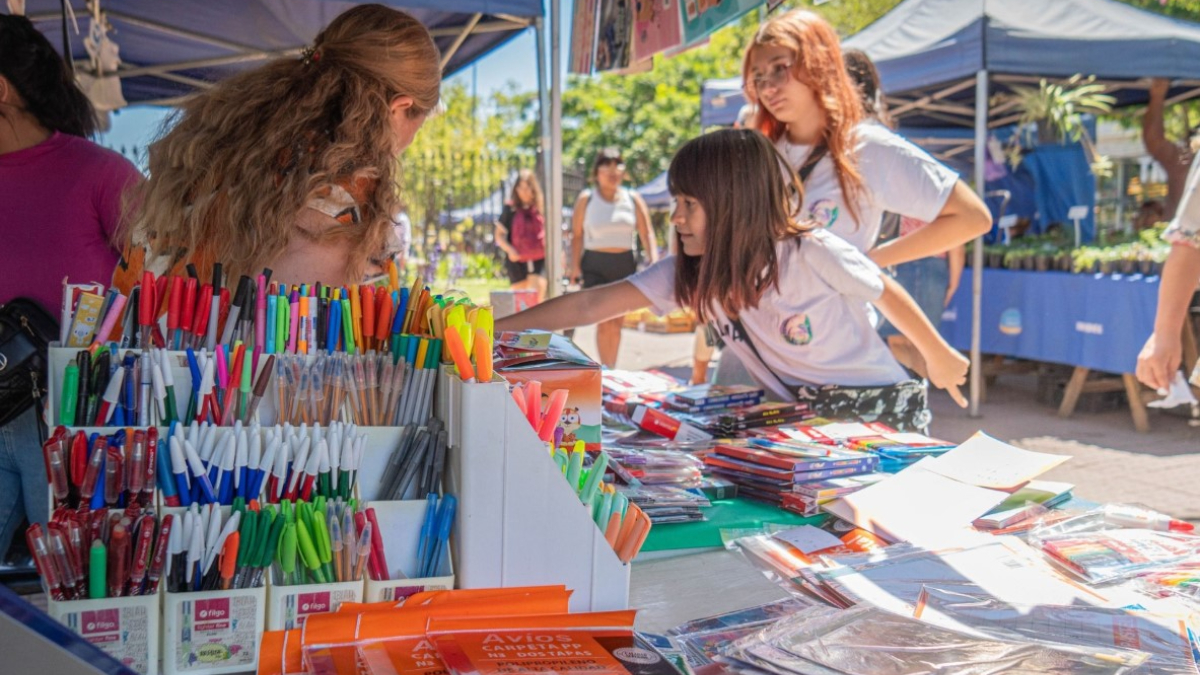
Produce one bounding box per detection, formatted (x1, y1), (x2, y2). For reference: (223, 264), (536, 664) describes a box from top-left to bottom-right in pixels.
(703, 443), (879, 504)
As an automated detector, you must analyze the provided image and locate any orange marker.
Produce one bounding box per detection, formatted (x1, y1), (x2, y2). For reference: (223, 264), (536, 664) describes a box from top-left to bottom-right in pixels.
(444, 329), (475, 382)
(219, 532), (240, 590)
(474, 328), (493, 382)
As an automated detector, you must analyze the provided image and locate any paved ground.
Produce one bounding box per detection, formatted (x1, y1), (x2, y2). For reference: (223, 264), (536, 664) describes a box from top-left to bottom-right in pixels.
(571, 324), (1200, 521)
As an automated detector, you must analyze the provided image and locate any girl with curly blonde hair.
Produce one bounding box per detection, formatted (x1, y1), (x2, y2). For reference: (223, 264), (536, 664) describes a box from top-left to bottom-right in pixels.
(116, 3), (440, 291)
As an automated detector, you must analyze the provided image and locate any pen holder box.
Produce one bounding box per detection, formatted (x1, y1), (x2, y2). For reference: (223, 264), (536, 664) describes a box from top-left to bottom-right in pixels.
(361, 499), (455, 602)
(48, 590), (162, 675)
(162, 585), (266, 675)
(266, 576), (364, 631)
(445, 376), (630, 612)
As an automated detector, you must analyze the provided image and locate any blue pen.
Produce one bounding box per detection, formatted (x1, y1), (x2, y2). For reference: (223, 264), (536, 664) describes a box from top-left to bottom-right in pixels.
(392, 288), (409, 335)
(327, 300), (341, 354)
(417, 493), (438, 573)
(424, 495), (456, 578)
(183, 439), (217, 505)
(266, 294), (278, 354)
(158, 430), (178, 502)
(90, 446), (107, 511)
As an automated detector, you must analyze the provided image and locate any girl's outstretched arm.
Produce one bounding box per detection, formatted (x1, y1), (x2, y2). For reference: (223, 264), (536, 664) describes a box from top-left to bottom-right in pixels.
(874, 275), (969, 407)
(495, 280), (652, 333)
(870, 181), (992, 268)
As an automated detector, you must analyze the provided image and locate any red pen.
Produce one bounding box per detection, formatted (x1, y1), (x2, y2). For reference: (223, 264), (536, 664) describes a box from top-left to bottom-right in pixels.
(108, 521), (130, 597)
(104, 446), (124, 506)
(180, 277), (197, 350)
(27, 524), (65, 600)
(375, 291), (392, 348)
(48, 525), (81, 599)
(365, 508), (389, 581)
(70, 430), (88, 490)
(217, 286), (232, 346)
(145, 514), (173, 594)
(192, 283), (212, 349)
(127, 514), (155, 595)
(155, 275), (169, 315)
(45, 438), (70, 505)
(143, 427), (159, 502)
(220, 345), (245, 426)
(80, 436), (108, 505)
(167, 276), (183, 350)
(139, 271), (156, 349)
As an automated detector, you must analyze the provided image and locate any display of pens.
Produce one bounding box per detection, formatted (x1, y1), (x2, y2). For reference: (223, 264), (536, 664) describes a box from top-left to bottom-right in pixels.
(28, 508), (171, 601)
(59, 260), (460, 357)
(158, 422), (364, 507)
(274, 344), (441, 428)
(414, 493), (456, 580)
(43, 426), (159, 510)
(375, 419), (447, 501)
(274, 498), (370, 586)
(167, 501), (272, 592)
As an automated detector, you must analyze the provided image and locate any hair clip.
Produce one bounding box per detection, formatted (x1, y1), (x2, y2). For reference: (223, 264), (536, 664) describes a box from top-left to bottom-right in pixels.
(300, 46), (321, 66)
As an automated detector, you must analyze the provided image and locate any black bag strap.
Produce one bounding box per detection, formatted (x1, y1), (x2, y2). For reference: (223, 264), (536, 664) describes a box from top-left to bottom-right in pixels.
(798, 143), (827, 183)
(717, 316), (797, 401)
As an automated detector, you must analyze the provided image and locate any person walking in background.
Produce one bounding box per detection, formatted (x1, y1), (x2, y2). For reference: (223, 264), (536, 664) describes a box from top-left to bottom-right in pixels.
(568, 148), (659, 367)
(842, 48), (966, 377)
(494, 169), (548, 302)
(1137, 153), (1200, 392)
(0, 14), (141, 563)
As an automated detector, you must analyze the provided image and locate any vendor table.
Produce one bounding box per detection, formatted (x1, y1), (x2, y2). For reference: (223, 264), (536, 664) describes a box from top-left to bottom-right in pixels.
(939, 269), (1160, 430)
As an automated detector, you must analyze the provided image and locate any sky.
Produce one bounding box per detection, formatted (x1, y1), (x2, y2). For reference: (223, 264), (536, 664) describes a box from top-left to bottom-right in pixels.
(97, 4), (566, 159)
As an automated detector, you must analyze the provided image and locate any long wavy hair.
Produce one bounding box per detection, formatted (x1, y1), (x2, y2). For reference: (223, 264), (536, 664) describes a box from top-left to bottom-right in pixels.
(0, 14), (96, 138)
(743, 10), (865, 223)
(670, 129), (810, 322)
(509, 168), (544, 214)
(124, 4), (441, 282)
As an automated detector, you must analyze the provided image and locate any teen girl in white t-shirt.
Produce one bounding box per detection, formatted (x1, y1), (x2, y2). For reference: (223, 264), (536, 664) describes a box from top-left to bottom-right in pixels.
(742, 10), (992, 266)
(495, 130), (969, 431)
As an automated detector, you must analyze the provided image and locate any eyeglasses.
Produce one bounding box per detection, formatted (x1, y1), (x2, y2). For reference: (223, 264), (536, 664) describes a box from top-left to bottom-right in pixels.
(751, 61), (795, 93)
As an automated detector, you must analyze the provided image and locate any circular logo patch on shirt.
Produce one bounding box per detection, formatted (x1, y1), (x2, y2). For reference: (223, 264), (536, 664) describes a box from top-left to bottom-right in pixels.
(781, 314), (814, 345)
(807, 198), (840, 229)
(999, 308), (1022, 336)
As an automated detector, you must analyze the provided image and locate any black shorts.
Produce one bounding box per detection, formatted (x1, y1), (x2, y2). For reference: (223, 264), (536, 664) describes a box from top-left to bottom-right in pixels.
(506, 257), (546, 283)
(581, 250), (638, 288)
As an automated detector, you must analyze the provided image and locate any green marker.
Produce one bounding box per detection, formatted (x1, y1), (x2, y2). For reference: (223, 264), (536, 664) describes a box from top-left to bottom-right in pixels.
(61, 363), (79, 425)
(565, 448), (584, 491)
(340, 299), (355, 354)
(295, 520), (327, 584)
(579, 451), (609, 505)
(89, 540), (107, 599)
(278, 523), (298, 585)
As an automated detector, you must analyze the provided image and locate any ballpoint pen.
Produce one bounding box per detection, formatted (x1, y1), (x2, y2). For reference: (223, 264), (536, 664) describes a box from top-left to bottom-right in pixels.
(138, 271), (155, 349)
(128, 514), (155, 595)
(94, 361), (122, 426)
(145, 514), (173, 594)
(353, 520), (373, 581)
(108, 521), (130, 597)
(184, 439), (218, 504)
(205, 263), (222, 351)
(167, 276), (183, 351)
(178, 277), (197, 350)
(221, 276), (249, 346)
(170, 436), (192, 507)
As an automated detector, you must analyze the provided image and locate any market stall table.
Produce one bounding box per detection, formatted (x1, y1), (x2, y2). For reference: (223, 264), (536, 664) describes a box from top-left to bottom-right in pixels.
(940, 268), (1160, 430)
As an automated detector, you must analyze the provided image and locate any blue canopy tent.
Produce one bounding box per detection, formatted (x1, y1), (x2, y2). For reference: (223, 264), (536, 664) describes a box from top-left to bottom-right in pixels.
(636, 170), (671, 210)
(27, 0), (543, 105)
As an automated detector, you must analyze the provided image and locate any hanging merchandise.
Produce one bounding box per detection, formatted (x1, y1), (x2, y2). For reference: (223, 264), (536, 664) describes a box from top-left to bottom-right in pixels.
(632, 0), (683, 61)
(679, 0), (762, 47)
(78, 4), (127, 131)
(569, 0), (601, 74)
(594, 0), (634, 72)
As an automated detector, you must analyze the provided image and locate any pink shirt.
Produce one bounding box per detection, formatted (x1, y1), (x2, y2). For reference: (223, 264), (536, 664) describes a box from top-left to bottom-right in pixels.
(0, 132), (140, 314)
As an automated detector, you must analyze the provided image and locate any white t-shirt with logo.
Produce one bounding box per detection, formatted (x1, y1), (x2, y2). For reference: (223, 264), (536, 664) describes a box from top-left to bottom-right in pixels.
(628, 229), (908, 402)
(776, 122), (959, 253)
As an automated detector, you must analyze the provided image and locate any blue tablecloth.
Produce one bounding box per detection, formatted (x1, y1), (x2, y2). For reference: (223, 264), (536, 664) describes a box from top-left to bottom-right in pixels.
(939, 269), (1159, 374)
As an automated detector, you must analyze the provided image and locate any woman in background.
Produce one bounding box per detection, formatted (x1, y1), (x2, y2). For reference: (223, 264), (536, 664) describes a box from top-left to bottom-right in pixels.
(0, 14), (140, 561)
(495, 169), (548, 302)
(568, 148), (659, 367)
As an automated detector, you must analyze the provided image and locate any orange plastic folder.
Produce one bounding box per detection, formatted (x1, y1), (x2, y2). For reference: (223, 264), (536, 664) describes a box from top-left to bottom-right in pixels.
(258, 629), (305, 675)
(297, 588), (573, 675)
(336, 585), (572, 614)
(353, 615), (450, 675)
(428, 612), (684, 675)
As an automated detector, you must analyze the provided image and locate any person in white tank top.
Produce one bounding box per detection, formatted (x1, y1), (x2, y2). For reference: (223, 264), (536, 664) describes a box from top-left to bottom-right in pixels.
(568, 147), (658, 367)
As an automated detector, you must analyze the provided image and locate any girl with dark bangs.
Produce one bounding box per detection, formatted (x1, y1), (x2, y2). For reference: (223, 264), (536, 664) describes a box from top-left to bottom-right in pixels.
(496, 130), (969, 431)
(743, 10), (991, 266)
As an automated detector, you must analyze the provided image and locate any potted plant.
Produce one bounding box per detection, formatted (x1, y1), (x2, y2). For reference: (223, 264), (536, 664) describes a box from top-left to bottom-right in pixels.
(985, 244), (1006, 269)
(1072, 247), (1099, 274)
(1001, 75), (1116, 177)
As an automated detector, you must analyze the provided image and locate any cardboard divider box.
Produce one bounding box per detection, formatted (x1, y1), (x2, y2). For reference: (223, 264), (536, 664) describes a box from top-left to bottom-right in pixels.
(48, 590), (161, 675)
(161, 585), (265, 675)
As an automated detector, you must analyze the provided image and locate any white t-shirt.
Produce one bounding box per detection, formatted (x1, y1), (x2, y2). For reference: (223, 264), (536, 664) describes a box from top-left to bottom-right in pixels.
(1164, 154), (1200, 249)
(776, 122), (959, 253)
(628, 229), (908, 402)
(582, 188), (638, 250)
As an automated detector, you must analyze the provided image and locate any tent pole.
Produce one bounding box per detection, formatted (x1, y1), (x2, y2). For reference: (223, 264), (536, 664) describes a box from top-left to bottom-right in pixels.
(544, 0), (564, 299)
(535, 18), (555, 298)
(970, 69), (988, 418)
